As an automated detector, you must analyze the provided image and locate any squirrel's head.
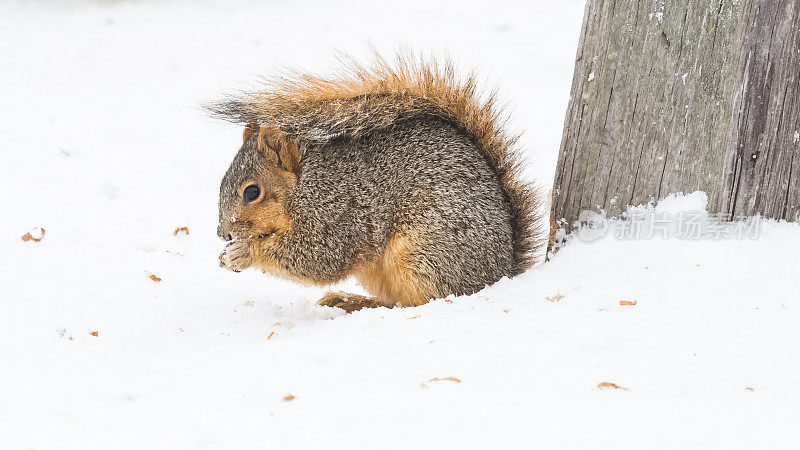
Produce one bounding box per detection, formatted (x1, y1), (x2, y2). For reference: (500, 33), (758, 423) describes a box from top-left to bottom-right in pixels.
(217, 124), (301, 242)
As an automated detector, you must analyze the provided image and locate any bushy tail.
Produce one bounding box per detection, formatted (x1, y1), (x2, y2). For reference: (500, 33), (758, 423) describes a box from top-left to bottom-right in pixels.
(207, 50), (545, 273)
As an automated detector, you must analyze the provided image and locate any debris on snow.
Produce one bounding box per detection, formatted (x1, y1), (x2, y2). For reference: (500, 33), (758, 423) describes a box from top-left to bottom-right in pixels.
(20, 227), (45, 242)
(597, 382), (629, 391)
(545, 293), (565, 302)
(145, 271), (162, 283)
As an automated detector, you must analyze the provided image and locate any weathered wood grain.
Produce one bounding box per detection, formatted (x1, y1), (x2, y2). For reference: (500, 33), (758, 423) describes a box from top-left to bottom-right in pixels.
(721, 0), (800, 221)
(552, 0), (800, 230)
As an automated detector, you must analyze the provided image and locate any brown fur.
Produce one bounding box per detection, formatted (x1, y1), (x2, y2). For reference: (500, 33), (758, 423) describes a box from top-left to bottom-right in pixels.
(257, 126), (302, 174)
(208, 51), (544, 274)
(233, 199), (291, 238)
(354, 232), (433, 307)
(242, 121), (259, 142)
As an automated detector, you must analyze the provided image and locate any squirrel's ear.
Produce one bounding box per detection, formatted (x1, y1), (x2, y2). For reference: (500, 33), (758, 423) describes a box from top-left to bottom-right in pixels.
(243, 122), (259, 142)
(257, 126), (301, 174)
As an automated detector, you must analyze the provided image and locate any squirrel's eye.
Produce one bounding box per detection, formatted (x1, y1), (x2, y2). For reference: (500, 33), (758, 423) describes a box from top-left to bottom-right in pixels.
(243, 184), (261, 203)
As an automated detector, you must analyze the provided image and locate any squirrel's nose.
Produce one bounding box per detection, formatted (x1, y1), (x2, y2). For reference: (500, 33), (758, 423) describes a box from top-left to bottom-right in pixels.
(217, 224), (233, 241)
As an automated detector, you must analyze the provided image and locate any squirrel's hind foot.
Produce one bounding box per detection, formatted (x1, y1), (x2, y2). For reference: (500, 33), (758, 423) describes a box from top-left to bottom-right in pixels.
(317, 291), (393, 313)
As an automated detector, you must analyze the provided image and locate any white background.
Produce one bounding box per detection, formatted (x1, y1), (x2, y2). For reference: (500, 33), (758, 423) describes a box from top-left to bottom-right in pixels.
(1, 1), (798, 449)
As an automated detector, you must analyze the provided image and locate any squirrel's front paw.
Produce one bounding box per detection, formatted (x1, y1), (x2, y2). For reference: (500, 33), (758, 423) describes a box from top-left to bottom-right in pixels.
(219, 240), (253, 272)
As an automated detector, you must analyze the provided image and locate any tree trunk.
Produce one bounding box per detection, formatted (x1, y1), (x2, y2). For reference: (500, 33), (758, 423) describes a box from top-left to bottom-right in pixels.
(551, 0), (800, 232)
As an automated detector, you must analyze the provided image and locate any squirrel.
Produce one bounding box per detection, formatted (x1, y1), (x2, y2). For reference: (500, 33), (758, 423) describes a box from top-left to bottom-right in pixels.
(208, 52), (545, 312)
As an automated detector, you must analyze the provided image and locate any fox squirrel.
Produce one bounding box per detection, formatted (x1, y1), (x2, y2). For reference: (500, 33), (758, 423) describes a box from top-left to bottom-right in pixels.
(209, 52), (544, 312)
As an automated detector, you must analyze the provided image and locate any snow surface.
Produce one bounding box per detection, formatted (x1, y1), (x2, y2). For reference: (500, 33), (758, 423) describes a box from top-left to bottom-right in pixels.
(1, 1), (799, 449)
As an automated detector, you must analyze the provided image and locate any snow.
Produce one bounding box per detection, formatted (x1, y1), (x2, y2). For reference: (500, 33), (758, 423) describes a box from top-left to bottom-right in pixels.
(1, 1), (799, 449)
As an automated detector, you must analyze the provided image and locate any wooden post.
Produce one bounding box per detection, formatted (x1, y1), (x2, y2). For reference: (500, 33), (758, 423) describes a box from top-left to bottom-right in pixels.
(551, 0), (800, 232)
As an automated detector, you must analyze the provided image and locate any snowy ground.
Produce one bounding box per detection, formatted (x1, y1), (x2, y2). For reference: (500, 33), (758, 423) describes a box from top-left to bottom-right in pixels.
(2, 1), (799, 449)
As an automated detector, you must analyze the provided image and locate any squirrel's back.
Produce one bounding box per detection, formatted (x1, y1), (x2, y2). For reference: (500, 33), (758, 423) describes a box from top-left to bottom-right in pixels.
(212, 51), (545, 307)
